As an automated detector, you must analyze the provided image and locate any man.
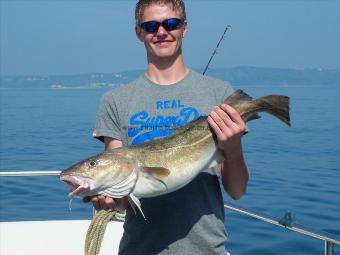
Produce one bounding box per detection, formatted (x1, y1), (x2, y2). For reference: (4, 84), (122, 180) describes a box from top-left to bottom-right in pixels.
(90, 0), (249, 254)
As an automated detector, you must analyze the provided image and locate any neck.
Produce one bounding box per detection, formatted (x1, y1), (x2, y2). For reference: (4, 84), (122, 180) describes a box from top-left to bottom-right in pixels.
(145, 52), (189, 85)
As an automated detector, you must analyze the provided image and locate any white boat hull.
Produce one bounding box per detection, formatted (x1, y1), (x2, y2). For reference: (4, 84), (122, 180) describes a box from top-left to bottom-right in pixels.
(0, 220), (124, 255)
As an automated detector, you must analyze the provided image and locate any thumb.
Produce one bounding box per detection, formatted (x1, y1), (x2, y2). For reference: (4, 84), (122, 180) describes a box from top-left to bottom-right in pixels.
(83, 196), (93, 203)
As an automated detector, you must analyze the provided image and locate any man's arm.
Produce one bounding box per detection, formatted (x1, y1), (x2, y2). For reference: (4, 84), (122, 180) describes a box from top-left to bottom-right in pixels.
(104, 137), (123, 150)
(207, 104), (249, 200)
(85, 137), (129, 210)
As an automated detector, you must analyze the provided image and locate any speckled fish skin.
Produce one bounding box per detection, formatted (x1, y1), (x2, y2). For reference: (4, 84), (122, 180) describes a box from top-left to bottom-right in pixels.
(60, 90), (290, 209)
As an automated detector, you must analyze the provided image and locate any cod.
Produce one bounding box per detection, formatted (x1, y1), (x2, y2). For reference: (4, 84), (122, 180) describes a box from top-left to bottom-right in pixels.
(60, 90), (291, 218)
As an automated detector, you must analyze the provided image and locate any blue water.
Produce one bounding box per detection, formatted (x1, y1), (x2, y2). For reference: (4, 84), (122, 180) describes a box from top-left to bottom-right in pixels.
(1, 81), (339, 254)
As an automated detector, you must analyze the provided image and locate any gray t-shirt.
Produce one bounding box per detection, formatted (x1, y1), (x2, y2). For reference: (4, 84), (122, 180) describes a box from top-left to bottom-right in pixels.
(94, 70), (233, 255)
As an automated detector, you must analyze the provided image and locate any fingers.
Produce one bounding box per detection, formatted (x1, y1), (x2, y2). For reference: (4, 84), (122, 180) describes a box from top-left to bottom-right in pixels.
(83, 195), (130, 212)
(207, 115), (224, 139)
(83, 196), (92, 203)
(211, 106), (235, 136)
(208, 104), (246, 141)
(220, 104), (245, 126)
(208, 104), (247, 155)
(91, 195), (102, 210)
(101, 196), (116, 210)
(84, 195), (117, 211)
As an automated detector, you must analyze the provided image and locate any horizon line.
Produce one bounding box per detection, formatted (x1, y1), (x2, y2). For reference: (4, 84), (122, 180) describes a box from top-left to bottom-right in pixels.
(1, 66), (339, 77)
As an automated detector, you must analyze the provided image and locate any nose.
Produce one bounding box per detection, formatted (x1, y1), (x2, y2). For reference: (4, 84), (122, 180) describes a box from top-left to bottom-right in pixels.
(156, 25), (168, 36)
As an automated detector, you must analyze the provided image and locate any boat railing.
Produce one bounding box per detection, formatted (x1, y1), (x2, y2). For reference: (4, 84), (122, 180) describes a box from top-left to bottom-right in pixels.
(1, 170), (339, 255)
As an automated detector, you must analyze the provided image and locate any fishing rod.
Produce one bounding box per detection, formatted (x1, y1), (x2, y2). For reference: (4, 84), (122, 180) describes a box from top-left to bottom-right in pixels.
(202, 25), (231, 76)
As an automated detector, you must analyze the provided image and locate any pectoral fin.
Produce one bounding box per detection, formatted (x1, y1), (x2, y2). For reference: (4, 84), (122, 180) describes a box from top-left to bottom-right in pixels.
(128, 193), (146, 220)
(142, 166), (170, 179)
(141, 166), (170, 190)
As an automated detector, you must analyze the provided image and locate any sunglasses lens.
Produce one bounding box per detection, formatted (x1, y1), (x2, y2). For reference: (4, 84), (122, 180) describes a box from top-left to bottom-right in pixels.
(141, 21), (160, 33)
(141, 18), (182, 33)
(163, 18), (182, 31)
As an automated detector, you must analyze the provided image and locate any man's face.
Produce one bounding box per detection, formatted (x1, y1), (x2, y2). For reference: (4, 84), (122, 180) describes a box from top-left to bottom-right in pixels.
(136, 4), (188, 62)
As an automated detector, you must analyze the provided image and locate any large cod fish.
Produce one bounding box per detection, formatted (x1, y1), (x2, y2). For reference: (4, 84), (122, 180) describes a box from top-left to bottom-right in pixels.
(60, 90), (290, 218)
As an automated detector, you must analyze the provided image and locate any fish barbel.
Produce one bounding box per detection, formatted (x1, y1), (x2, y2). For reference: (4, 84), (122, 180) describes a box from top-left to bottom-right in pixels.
(60, 90), (291, 217)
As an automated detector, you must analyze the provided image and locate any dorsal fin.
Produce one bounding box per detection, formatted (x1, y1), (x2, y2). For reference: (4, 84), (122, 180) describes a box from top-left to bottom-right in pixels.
(223, 89), (253, 106)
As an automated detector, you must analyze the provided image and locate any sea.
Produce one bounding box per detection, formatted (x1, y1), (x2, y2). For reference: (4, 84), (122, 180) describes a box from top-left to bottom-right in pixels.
(0, 71), (339, 254)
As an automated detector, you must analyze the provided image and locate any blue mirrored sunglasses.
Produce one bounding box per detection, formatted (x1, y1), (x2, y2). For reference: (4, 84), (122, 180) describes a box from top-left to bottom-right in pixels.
(140, 18), (183, 33)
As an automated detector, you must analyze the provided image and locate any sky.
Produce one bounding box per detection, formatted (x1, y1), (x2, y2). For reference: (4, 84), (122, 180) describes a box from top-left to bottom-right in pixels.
(1, 0), (339, 75)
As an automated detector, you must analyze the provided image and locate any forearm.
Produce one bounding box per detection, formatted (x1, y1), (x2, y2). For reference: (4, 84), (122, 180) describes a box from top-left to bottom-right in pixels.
(104, 137), (123, 151)
(221, 143), (249, 200)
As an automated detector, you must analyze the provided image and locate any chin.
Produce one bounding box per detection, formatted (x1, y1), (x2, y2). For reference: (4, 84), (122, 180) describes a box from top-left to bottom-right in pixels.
(147, 45), (181, 61)
(157, 52), (175, 58)
(155, 48), (180, 58)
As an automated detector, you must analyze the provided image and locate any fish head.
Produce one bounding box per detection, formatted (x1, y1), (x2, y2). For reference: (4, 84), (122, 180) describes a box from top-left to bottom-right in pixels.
(60, 151), (139, 199)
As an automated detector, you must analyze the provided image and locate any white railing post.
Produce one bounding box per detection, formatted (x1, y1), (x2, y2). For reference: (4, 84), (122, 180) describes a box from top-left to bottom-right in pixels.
(224, 204), (339, 254)
(325, 240), (334, 255)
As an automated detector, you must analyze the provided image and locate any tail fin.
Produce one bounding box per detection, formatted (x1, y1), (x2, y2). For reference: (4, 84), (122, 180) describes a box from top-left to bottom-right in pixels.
(223, 90), (291, 126)
(255, 95), (291, 126)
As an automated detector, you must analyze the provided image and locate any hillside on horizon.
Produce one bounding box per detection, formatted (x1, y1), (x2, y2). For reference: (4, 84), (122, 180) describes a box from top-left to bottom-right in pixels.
(1, 66), (339, 89)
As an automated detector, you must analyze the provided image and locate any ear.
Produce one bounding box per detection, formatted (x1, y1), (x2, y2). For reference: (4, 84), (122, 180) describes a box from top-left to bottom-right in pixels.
(181, 20), (188, 38)
(135, 26), (144, 42)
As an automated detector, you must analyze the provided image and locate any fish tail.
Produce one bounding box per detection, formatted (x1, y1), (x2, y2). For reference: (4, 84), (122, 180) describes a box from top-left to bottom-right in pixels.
(254, 95), (291, 126)
(224, 90), (291, 126)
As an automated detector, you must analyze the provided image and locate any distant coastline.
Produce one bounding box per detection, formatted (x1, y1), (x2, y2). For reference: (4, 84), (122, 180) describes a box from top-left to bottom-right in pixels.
(1, 67), (339, 89)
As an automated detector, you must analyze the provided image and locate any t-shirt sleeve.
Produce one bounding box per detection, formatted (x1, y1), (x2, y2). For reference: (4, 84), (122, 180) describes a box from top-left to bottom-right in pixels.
(93, 92), (122, 143)
(216, 80), (234, 104)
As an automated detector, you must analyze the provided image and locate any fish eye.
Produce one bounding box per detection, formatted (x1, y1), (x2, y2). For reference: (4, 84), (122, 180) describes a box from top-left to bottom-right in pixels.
(89, 161), (97, 167)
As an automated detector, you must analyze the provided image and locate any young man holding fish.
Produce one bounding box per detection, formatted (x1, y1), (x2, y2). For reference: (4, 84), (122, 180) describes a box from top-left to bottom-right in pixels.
(91, 0), (249, 254)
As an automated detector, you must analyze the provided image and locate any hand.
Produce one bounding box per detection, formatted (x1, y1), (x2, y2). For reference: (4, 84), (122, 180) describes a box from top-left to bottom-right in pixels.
(83, 195), (129, 211)
(207, 104), (246, 154)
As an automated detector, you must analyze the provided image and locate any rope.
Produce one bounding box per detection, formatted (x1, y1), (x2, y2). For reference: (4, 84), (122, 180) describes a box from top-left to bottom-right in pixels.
(85, 210), (117, 255)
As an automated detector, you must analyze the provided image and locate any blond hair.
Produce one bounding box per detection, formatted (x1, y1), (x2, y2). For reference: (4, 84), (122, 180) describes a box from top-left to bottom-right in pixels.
(135, 0), (186, 26)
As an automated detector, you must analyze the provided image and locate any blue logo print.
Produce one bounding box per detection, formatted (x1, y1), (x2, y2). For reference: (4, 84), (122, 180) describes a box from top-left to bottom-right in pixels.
(128, 99), (199, 145)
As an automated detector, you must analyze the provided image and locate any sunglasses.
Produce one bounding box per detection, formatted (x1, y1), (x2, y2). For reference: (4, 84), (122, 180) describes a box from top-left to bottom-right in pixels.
(140, 18), (183, 33)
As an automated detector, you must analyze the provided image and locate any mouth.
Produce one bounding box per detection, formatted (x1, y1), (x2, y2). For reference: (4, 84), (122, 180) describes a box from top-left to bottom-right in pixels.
(60, 175), (95, 198)
(154, 40), (173, 45)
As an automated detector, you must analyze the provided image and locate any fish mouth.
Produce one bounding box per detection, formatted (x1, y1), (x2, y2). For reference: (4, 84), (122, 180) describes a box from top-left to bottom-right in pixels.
(60, 175), (95, 198)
